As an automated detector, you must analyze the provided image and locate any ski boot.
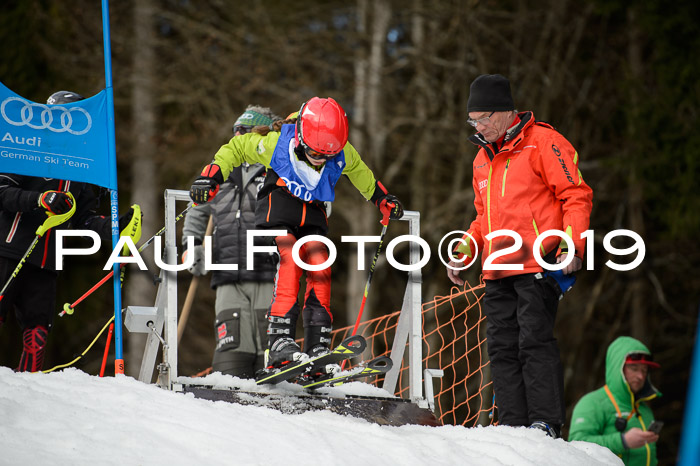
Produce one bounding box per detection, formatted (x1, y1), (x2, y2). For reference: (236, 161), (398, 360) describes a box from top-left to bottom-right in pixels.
(529, 421), (560, 439)
(267, 337), (306, 368)
(304, 325), (332, 358)
(265, 315), (305, 369)
(301, 325), (339, 380)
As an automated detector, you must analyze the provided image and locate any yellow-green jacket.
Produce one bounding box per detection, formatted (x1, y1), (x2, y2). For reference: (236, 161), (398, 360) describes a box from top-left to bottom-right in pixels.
(212, 126), (378, 202)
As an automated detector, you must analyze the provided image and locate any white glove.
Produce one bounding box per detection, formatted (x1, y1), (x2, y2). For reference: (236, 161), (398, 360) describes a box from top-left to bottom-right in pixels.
(183, 244), (206, 276)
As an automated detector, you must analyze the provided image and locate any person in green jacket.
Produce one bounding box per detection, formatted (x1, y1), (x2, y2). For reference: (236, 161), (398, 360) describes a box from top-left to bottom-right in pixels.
(569, 336), (662, 465)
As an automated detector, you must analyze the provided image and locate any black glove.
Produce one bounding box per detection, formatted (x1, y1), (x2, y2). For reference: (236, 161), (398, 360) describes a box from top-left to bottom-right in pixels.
(37, 190), (74, 214)
(190, 164), (225, 204)
(119, 208), (134, 232)
(375, 194), (404, 221)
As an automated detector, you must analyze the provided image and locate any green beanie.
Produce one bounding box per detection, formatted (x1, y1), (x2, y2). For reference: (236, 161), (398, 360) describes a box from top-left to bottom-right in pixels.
(233, 110), (274, 128)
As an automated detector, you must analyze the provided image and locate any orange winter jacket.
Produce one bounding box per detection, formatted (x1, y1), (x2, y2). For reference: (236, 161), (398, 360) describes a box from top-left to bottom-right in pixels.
(456, 111), (593, 280)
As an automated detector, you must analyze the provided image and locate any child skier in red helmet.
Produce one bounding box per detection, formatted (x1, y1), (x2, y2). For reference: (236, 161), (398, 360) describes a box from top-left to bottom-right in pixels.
(190, 97), (403, 369)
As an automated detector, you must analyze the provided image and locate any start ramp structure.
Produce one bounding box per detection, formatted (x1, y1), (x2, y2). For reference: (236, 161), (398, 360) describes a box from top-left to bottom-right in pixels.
(129, 189), (440, 427)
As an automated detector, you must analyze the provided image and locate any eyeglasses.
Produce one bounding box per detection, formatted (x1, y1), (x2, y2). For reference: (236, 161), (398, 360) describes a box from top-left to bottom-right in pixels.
(233, 125), (253, 135)
(467, 111), (495, 128)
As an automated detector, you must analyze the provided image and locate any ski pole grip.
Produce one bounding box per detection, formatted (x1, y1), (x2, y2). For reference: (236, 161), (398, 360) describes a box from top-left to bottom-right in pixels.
(36, 192), (76, 237)
(380, 210), (391, 226)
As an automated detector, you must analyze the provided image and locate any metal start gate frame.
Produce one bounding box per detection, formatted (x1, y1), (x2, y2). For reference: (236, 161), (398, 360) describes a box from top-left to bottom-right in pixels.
(137, 189), (435, 405)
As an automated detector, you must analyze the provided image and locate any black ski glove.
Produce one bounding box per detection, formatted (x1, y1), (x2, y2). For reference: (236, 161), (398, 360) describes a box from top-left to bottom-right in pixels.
(37, 190), (74, 214)
(190, 164), (225, 204)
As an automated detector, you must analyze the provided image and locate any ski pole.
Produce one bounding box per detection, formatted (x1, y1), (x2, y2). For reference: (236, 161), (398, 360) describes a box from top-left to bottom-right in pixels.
(341, 211), (391, 370)
(100, 322), (115, 377)
(60, 203), (195, 316)
(0, 194), (76, 303)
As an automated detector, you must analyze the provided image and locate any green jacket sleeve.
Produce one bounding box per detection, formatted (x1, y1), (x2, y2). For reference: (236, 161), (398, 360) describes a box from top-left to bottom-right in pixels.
(341, 142), (378, 201)
(568, 391), (626, 455)
(213, 132), (279, 180)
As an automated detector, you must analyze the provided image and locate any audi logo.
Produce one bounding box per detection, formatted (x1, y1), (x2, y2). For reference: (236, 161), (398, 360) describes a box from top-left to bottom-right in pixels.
(280, 177), (313, 201)
(1, 97), (92, 135)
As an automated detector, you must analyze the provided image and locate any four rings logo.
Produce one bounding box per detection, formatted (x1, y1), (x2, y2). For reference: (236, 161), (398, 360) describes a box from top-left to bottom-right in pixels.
(280, 177), (313, 201)
(1, 97), (92, 135)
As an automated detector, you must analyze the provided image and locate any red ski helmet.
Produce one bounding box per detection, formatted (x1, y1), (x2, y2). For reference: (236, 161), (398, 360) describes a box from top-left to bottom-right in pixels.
(296, 97), (349, 155)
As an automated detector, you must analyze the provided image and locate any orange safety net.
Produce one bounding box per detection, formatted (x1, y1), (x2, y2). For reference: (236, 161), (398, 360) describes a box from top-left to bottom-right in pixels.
(331, 278), (495, 428)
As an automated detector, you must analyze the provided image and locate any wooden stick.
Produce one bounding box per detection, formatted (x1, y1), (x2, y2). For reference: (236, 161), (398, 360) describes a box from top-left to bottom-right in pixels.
(177, 215), (214, 343)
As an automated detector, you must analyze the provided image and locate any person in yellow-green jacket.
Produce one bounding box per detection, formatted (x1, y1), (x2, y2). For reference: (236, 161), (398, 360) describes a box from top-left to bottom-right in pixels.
(569, 336), (662, 465)
(189, 97), (403, 371)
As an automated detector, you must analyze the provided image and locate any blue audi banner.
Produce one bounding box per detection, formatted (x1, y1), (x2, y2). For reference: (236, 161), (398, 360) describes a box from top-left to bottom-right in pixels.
(0, 81), (115, 190)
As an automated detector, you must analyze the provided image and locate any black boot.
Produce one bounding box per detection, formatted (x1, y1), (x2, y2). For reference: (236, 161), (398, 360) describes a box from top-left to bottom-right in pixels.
(266, 315), (303, 368)
(303, 325), (332, 358)
(529, 421), (561, 439)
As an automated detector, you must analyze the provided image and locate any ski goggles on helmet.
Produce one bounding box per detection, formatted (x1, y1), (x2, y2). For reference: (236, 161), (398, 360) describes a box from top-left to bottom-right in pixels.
(303, 146), (339, 161)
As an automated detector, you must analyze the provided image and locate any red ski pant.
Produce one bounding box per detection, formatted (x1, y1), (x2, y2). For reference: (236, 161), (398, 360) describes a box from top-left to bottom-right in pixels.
(269, 234), (332, 327)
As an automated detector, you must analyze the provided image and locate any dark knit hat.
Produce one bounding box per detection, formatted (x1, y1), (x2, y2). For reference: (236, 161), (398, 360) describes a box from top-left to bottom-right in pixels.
(467, 74), (515, 113)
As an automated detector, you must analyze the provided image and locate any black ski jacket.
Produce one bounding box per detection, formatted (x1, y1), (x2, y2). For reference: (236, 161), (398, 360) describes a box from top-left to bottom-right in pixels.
(0, 173), (112, 272)
(182, 163), (276, 288)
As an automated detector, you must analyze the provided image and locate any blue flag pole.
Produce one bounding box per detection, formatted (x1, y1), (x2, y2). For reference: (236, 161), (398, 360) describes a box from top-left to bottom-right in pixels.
(101, 0), (124, 375)
(678, 305), (700, 466)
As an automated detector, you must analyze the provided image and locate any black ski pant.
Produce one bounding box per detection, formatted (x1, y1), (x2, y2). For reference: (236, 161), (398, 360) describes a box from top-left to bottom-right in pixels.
(0, 257), (57, 329)
(483, 273), (565, 428)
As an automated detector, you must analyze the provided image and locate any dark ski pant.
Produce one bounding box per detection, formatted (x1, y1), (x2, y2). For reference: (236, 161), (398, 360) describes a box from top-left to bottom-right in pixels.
(0, 257), (57, 371)
(0, 258), (57, 329)
(483, 273), (565, 427)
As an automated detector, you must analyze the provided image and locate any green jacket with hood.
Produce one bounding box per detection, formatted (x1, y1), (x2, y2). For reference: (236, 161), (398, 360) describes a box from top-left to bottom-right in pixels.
(568, 336), (661, 466)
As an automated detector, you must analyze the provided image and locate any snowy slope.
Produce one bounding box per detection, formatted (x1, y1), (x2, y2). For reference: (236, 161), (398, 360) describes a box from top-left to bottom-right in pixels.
(0, 367), (622, 465)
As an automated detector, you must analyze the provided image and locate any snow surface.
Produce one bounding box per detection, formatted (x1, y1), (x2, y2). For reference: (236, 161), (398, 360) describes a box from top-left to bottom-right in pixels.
(0, 367), (622, 465)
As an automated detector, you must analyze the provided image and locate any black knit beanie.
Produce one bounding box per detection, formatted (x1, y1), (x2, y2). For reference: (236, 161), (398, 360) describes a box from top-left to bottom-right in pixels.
(467, 74), (515, 113)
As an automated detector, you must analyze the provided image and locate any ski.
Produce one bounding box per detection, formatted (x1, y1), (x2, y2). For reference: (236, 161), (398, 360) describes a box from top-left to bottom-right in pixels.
(300, 356), (393, 390)
(255, 335), (367, 385)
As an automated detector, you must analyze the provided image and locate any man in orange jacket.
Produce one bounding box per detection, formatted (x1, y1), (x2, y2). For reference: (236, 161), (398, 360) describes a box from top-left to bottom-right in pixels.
(446, 74), (593, 438)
